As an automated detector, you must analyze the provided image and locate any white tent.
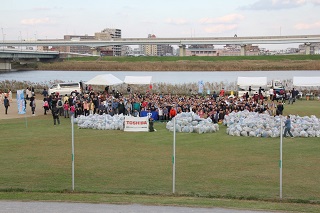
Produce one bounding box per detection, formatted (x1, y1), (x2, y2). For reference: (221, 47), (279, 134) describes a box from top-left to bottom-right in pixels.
(86, 74), (123, 85)
(124, 76), (152, 85)
(293, 76), (320, 87)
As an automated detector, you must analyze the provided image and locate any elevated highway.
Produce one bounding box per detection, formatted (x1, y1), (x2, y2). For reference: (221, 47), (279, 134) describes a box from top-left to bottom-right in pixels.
(0, 49), (59, 59)
(0, 49), (59, 71)
(1, 34), (319, 57)
(1, 34), (320, 46)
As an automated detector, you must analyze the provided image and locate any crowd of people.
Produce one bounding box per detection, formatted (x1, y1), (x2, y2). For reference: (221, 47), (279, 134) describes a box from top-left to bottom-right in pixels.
(35, 85), (298, 126)
(1, 84), (304, 126)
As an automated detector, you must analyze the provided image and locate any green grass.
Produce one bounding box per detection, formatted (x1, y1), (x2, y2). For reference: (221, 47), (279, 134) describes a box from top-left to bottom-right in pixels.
(67, 54), (320, 62)
(1, 100), (320, 212)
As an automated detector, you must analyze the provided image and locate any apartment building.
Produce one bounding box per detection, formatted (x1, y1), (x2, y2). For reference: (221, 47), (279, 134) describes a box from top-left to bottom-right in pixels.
(56, 28), (122, 56)
(141, 34), (174, 56)
(96, 28), (122, 56)
(141, 34), (157, 56)
(57, 35), (95, 54)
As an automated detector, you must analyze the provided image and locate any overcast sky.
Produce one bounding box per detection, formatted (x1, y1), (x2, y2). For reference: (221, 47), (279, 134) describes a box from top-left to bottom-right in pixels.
(1, 0), (320, 50)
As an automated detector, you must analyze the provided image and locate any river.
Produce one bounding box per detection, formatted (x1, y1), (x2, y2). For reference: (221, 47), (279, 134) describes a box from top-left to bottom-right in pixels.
(0, 70), (319, 85)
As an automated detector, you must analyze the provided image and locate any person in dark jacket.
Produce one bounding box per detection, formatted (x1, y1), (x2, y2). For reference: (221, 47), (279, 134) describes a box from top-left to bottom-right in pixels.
(118, 99), (125, 115)
(52, 106), (60, 125)
(3, 96), (10, 114)
(149, 117), (154, 132)
(276, 102), (284, 116)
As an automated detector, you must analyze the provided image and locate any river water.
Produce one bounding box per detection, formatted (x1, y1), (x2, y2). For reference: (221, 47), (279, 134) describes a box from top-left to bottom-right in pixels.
(0, 70), (319, 85)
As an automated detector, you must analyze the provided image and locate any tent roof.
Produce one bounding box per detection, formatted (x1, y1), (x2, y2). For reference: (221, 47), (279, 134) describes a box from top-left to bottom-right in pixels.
(86, 74), (123, 86)
(237, 77), (267, 86)
(124, 76), (152, 85)
(293, 76), (320, 87)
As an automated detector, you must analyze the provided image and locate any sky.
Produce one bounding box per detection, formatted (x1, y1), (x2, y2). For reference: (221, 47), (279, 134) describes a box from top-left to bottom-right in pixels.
(1, 0), (320, 50)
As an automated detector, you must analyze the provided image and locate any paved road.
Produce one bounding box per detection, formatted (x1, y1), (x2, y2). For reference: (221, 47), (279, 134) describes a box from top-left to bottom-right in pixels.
(0, 201), (276, 213)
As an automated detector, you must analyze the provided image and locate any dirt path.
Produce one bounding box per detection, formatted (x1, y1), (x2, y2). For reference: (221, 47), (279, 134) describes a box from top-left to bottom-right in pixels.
(1, 97), (45, 120)
(0, 201), (275, 213)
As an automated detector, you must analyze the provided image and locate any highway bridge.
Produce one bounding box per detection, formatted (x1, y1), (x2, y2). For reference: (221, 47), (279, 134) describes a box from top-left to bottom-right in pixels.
(1, 34), (319, 70)
(1, 34), (320, 46)
(1, 34), (320, 55)
(0, 49), (59, 71)
(0, 49), (59, 59)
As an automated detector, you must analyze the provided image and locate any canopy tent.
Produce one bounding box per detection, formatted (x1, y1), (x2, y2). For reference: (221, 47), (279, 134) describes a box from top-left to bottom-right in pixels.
(293, 76), (320, 87)
(86, 74), (123, 86)
(124, 76), (152, 85)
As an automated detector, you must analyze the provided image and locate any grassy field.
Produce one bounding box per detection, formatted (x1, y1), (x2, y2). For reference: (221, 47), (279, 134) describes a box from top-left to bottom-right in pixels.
(1, 99), (320, 212)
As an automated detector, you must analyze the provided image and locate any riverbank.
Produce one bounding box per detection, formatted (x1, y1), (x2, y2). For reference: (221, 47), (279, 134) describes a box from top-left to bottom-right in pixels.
(35, 55), (320, 71)
(37, 60), (320, 71)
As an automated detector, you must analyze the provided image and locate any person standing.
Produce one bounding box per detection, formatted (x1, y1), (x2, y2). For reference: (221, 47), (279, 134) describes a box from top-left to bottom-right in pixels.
(289, 88), (296, 104)
(276, 101), (284, 116)
(41, 88), (48, 98)
(125, 100), (132, 116)
(8, 90), (12, 101)
(169, 105), (177, 119)
(31, 87), (35, 97)
(63, 101), (70, 118)
(105, 85), (109, 94)
(158, 107), (163, 121)
(52, 106), (60, 125)
(3, 96), (10, 114)
(56, 98), (64, 116)
(69, 104), (76, 118)
(43, 98), (49, 115)
(83, 100), (89, 116)
(88, 100), (94, 115)
(118, 99), (125, 115)
(149, 117), (154, 132)
(30, 96), (36, 116)
(283, 115), (294, 138)
(219, 88), (225, 98)
(26, 87), (32, 100)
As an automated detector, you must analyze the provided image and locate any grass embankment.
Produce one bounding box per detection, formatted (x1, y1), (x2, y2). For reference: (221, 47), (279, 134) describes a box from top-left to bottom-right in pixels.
(37, 55), (320, 71)
(1, 100), (320, 212)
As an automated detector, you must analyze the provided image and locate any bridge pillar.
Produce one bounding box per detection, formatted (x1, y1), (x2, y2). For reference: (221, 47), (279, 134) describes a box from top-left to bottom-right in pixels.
(305, 43), (311, 55)
(179, 45), (186, 56)
(0, 60), (11, 71)
(91, 47), (101, 56)
(240, 45), (247, 56)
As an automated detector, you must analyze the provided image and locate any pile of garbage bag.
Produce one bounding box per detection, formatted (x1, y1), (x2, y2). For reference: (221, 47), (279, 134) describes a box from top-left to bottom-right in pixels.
(73, 114), (125, 130)
(166, 112), (219, 134)
(223, 110), (320, 138)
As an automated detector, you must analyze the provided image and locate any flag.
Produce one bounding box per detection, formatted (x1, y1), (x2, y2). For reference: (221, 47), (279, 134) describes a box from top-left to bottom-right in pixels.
(17, 90), (26, 114)
(198, 80), (204, 94)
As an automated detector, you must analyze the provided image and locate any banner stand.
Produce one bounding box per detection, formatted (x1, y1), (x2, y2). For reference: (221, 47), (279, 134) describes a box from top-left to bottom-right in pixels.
(71, 115), (75, 191)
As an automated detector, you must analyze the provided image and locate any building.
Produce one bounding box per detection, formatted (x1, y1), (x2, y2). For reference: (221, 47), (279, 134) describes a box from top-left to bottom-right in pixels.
(96, 28), (122, 56)
(57, 35), (95, 54)
(141, 34), (157, 56)
(162, 45), (174, 56)
(140, 34), (174, 56)
(299, 43), (320, 54)
(217, 44), (260, 56)
(186, 44), (217, 56)
(56, 28), (122, 56)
